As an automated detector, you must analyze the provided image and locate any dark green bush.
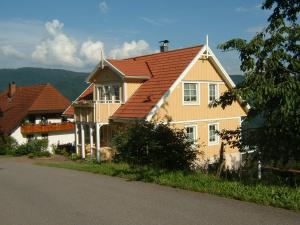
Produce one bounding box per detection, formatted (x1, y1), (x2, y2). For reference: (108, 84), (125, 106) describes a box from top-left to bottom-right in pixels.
(54, 143), (75, 156)
(0, 135), (18, 155)
(111, 121), (199, 170)
(14, 139), (49, 156)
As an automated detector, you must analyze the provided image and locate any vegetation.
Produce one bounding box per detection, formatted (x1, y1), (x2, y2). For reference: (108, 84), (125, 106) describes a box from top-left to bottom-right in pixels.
(111, 121), (199, 170)
(0, 135), (50, 157)
(214, 0), (300, 169)
(0, 67), (88, 100)
(36, 161), (300, 210)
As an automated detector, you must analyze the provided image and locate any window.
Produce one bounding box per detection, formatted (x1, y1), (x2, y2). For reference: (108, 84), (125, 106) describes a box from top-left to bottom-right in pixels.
(208, 84), (218, 104)
(97, 84), (121, 103)
(183, 82), (199, 104)
(208, 123), (219, 145)
(185, 125), (197, 142)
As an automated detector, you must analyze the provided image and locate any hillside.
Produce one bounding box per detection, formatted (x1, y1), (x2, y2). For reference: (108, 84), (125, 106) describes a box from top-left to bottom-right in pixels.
(0, 67), (88, 101)
(0, 67), (244, 101)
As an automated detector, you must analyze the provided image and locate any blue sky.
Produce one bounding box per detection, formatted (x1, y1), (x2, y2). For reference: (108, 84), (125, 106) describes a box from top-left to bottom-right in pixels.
(0, 0), (270, 74)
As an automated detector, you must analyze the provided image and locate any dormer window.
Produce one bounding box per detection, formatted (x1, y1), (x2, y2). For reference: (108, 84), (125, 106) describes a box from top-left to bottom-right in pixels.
(96, 84), (121, 103)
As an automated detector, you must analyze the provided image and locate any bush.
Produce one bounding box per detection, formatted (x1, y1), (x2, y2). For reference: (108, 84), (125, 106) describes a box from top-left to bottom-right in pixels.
(111, 121), (199, 170)
(54, 143), (75, 156)
(0, 135), (18, 155)
(14, 139), (49, 156)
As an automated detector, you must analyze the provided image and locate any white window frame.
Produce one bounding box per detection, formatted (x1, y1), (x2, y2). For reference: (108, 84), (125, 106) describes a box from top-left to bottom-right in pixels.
(208, 123), (219, 146)
(185, 125), (197, 143)
(182, 81), (200, 105)
(208, 83), (219, 104)
(95, 83), (122, 104)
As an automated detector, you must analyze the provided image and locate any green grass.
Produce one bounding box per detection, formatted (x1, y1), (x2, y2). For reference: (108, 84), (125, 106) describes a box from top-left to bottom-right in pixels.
(35, 161), (300, 211)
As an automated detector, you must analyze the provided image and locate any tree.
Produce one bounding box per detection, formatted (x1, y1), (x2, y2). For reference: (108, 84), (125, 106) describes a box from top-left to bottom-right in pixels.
(111, 121), (199, 170)
(215, 0), (300, 168)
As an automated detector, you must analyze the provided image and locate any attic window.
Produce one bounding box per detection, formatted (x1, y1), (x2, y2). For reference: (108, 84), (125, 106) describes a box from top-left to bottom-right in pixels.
(183, 82), (200, 105)
(96, 84), (121, 103)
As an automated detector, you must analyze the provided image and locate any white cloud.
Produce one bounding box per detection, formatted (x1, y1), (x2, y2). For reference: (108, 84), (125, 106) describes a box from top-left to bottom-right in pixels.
(109, 40), (151, 59)
(80, 40), (104, 64)
(99, 1), (109, 13)
(32, 19), (83, 67)
(0, 45), (25, 58)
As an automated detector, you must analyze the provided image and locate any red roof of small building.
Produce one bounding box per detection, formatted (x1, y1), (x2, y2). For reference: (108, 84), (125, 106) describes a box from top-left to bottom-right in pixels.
(112, 45), (203, 119)
(0, 83), (70, 135)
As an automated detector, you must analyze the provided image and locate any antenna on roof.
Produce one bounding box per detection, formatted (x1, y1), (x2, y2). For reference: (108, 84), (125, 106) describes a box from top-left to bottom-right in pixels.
(206, 34), (209, 58)
(100, 48), (104, 69)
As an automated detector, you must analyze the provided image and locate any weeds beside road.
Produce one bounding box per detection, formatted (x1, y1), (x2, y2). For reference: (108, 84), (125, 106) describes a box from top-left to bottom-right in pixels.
(36, 160), (300, 211)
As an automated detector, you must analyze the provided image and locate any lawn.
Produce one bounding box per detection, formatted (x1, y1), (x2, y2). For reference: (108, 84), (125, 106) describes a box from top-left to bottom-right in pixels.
(35, 160), (300, 211)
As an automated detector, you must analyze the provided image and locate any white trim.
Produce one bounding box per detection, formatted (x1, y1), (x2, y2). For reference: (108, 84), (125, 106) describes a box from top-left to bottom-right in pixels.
(123, 82), (127, 102)
(182, 81), (200, 106)
(208, 83), (219, 104)
(125, 75), (150, 79)
(207, 46), (236, 88)
(145, 46), (206, 121)
(169, 116), (241, 124)
(85, 60), (125, 83)
(208, 122), (219, 146)
(183, 80), (224, 84)
(184, 124), (197, 142)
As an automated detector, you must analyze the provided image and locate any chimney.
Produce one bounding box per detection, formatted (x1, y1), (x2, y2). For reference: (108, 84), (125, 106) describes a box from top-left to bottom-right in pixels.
(8, 82), (16, 98)
(159, 40), (169, 52)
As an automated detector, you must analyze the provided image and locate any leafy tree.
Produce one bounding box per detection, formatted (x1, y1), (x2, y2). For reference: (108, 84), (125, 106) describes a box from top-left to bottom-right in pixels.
(111, 121), (199, 170)
(215, 0), (300, 168)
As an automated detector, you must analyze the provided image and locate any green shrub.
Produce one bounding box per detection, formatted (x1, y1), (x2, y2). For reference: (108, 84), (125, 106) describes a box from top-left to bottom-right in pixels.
(54, 143), (75, 156)
(111, 121), (199, 170)
(14, 139), (49, 156)
(69, 153), (81, 161)
(0, 135), (18, 155)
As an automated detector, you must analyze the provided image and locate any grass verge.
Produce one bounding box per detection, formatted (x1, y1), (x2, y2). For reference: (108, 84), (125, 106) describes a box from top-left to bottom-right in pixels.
(35, 161), (300, 211)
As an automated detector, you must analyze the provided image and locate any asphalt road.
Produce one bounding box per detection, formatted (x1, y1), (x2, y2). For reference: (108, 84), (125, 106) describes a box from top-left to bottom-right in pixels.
(0, 158), (299, 225)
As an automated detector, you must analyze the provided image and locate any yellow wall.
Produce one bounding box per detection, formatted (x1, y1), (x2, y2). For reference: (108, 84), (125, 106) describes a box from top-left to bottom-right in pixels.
(125, 78), (143, 100)
(153, 59), (246, 122)
(152, 58), (246, 164)
(95, 103), (121, 123)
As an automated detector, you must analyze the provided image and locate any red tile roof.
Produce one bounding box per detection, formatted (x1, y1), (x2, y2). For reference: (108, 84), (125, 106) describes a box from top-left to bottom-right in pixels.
(112, 45), (203, 119)
(63, 84), (94, 116)
(108, 59), (152, 78)
(0, 83), (70, 135)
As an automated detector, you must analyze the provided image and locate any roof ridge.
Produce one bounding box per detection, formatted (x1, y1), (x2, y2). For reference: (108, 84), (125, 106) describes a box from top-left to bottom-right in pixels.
(109, 44), (203, 61)
(27, 85), (48, 111)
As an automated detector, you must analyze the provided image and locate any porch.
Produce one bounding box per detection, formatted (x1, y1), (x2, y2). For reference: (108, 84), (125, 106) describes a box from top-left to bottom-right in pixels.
(75, 122), (118, 162)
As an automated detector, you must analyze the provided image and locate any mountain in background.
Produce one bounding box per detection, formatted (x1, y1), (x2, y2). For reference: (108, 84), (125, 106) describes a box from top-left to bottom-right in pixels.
(0, 67), (245, 101)
(0, 67), (88, 101)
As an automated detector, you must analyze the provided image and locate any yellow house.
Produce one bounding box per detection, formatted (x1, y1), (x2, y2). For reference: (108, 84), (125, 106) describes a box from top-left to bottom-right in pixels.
(64, 41), (247, 168)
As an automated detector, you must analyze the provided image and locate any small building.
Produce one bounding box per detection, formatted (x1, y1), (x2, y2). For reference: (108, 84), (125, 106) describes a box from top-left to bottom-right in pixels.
(66, 42), (247, 168)
(0, 82), (75, 150)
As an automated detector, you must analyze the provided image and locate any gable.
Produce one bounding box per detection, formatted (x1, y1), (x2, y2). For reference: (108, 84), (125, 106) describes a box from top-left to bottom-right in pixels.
(152, 58), (246, 122)
(93, 67), (122, 84)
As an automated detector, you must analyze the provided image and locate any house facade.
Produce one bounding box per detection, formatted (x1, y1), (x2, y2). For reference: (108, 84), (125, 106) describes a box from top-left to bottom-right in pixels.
(0, 83), (75, 151)
(67, 42), (247, 168)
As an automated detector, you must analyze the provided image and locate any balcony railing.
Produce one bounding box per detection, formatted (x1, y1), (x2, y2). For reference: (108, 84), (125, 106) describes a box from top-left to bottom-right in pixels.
(21, 122), (75, 134)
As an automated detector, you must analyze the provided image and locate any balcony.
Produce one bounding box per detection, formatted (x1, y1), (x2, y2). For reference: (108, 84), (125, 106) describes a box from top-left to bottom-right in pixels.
(21, 122), (75, 134)
(73, 100), (121, 123)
